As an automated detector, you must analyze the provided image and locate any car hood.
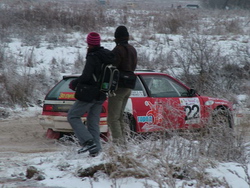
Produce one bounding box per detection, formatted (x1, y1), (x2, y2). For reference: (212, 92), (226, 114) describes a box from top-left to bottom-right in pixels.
(199, 96), (233, 110)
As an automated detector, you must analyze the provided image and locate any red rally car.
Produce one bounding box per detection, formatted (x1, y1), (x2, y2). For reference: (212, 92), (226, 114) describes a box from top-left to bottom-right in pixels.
(38, 70), (234, 139)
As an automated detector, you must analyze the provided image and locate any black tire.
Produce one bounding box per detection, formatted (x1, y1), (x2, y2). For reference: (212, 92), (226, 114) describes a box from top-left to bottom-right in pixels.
(200, 107), (234, 138)
(212, 107), (233, 129)
(123, 113), (137, 137)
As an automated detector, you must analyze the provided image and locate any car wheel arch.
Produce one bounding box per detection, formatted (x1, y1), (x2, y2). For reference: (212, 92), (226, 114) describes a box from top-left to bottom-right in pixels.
(212, 105), (233, 128)
(123, 112), (137, 133)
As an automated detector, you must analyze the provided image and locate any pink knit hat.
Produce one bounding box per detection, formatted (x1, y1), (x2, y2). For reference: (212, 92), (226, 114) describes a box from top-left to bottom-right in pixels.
(87, 32), (101, 46)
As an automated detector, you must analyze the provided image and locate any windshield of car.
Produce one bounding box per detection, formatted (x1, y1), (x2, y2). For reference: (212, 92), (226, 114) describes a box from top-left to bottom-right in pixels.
(45, 78), (76, 100)
(141, 75), (188, 97)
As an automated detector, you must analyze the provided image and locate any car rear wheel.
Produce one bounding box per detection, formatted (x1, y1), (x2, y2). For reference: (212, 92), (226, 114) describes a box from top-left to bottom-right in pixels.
(123, 113), (137, 138)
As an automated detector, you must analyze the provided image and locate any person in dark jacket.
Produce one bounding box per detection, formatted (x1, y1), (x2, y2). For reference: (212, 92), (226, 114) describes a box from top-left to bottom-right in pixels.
(108, 26), (137, 145)
(68, 32), (114, 157)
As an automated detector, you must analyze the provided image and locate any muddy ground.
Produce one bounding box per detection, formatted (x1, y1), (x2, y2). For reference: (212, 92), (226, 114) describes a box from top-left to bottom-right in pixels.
(1, 116), (250, 153)
(0, 116), (65, 187)
(0, 117), (60, 153)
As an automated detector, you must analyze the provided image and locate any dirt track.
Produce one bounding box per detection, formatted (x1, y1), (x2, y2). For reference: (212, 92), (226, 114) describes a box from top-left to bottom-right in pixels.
(0, 117), (60, 153)
(1, 116), (250, 153)
(0, 116), (66, 187)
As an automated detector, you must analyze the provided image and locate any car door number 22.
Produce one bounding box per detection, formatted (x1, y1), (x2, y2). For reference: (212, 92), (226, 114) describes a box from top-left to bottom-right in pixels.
(184, 104), (200, 120)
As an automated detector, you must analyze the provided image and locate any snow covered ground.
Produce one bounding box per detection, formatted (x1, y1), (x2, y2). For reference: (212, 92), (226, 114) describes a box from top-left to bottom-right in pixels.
(1, 147), (249, 188)
(0, 106), (250, 188)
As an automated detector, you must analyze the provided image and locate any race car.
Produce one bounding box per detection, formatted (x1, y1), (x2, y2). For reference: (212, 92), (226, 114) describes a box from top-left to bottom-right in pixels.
(39, 70), (234, 139)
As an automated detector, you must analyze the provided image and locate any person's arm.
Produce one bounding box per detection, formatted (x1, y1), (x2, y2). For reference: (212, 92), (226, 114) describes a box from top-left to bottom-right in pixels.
(112, 46), (122, 68)
(68, 55), (96, 91)
(79, 56), (95, 83)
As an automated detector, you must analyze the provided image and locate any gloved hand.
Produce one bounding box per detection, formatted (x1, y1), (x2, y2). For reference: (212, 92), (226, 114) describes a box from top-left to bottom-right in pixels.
(69, 80), (77, 91)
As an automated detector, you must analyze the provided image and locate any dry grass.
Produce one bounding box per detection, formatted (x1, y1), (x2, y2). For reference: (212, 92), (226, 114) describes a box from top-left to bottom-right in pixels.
(97, 120), (248, 187)
(56, 112), (250, 186)
(92, 107), (249, 186)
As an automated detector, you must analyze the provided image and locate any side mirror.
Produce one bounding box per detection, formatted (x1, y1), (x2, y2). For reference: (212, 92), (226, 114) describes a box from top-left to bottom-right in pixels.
(188, 88), (197, 97)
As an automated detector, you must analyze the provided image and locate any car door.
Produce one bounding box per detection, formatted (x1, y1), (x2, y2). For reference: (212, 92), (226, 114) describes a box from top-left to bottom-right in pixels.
(137, 74), (203, 131)
(126, 76), (152, 132)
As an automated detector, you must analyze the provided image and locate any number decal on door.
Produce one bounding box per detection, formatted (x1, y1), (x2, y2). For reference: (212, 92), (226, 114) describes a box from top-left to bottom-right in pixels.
(180, 98), (201, 124)
(184, 104), (200, 120)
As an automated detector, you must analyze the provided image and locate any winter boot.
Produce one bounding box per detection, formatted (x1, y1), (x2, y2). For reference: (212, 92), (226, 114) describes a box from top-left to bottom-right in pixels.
(78, 139), (97, 154)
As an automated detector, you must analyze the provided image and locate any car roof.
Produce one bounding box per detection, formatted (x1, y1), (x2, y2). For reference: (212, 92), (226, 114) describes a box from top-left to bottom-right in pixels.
(62, 70), (190, 90)
(63, 74), (80, 79)
(62, 69), (185, 83)
(135, 69), (155, 73)
(62, 70), (157, 79)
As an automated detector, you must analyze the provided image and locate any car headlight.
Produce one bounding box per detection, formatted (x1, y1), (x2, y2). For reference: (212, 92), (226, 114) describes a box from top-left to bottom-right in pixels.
(205, 100), (214, 106)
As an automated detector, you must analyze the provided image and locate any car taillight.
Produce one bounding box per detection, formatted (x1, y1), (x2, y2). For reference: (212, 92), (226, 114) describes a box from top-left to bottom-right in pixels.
(43, 104), (53, 111)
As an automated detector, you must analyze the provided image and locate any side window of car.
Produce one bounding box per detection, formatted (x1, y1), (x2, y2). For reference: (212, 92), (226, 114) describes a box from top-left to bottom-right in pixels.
(131, 77), (147, 97)
(141, 75), (188, 97)
(170, 80), (190, 97)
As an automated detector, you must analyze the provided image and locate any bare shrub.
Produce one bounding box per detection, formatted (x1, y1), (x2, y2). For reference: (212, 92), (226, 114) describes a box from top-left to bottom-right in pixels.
(167, 34), (243, 99)
(20, 28), (42, 47)
(0, 1), (114, 35)
(49, 58), (61, 84)
(45, 31), (68, 47)
(153, 9), (199, 34)
(208, 18), (243, 35)
(136, 38), (172, 72)
(2, 67), (36, 107)
(0, 45), (5, 69)
(101, 123), (246, 187)
(34, 68), (53, 99)
(221, 43), (250, 95)
(221, 63), (248, 94)
(201, 126), (244, 161)
(73, 51), (85, 74)
(137, 50), (168, 71)
(25, 47), (36, 68)
(0, 48), (52, 107)
(224, 18), (243, 34)
(203, 0), (250, 9)
(199, 9), (249, 35)
(60, 59), (67, 73)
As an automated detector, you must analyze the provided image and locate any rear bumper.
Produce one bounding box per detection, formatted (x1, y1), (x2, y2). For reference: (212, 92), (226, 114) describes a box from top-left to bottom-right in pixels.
(38, 115), (108, 133)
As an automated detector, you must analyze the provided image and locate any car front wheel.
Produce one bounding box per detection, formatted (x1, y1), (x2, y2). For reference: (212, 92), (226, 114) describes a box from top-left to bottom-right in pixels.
(212, 107), (233, 129)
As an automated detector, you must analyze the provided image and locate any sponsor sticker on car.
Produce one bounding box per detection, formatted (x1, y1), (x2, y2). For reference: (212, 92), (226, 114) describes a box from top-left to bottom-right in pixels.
(58, 92), (75, 100)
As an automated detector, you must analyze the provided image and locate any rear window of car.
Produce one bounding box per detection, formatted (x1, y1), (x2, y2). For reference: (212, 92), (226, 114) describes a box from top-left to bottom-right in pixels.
(45, 78), (77, 100)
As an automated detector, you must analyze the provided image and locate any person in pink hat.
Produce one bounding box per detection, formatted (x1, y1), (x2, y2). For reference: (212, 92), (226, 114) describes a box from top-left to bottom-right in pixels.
(67, 32), (115, 157)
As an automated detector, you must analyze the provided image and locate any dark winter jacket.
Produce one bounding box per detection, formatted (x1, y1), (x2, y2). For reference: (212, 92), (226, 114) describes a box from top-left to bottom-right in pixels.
(112, 40), (137, 88)
(71, 46), (115, 101)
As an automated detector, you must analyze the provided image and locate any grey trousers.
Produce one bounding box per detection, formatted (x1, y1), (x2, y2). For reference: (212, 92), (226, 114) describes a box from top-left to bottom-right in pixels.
(67, 99), (104, 151)
(107, 87), (131, 145)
